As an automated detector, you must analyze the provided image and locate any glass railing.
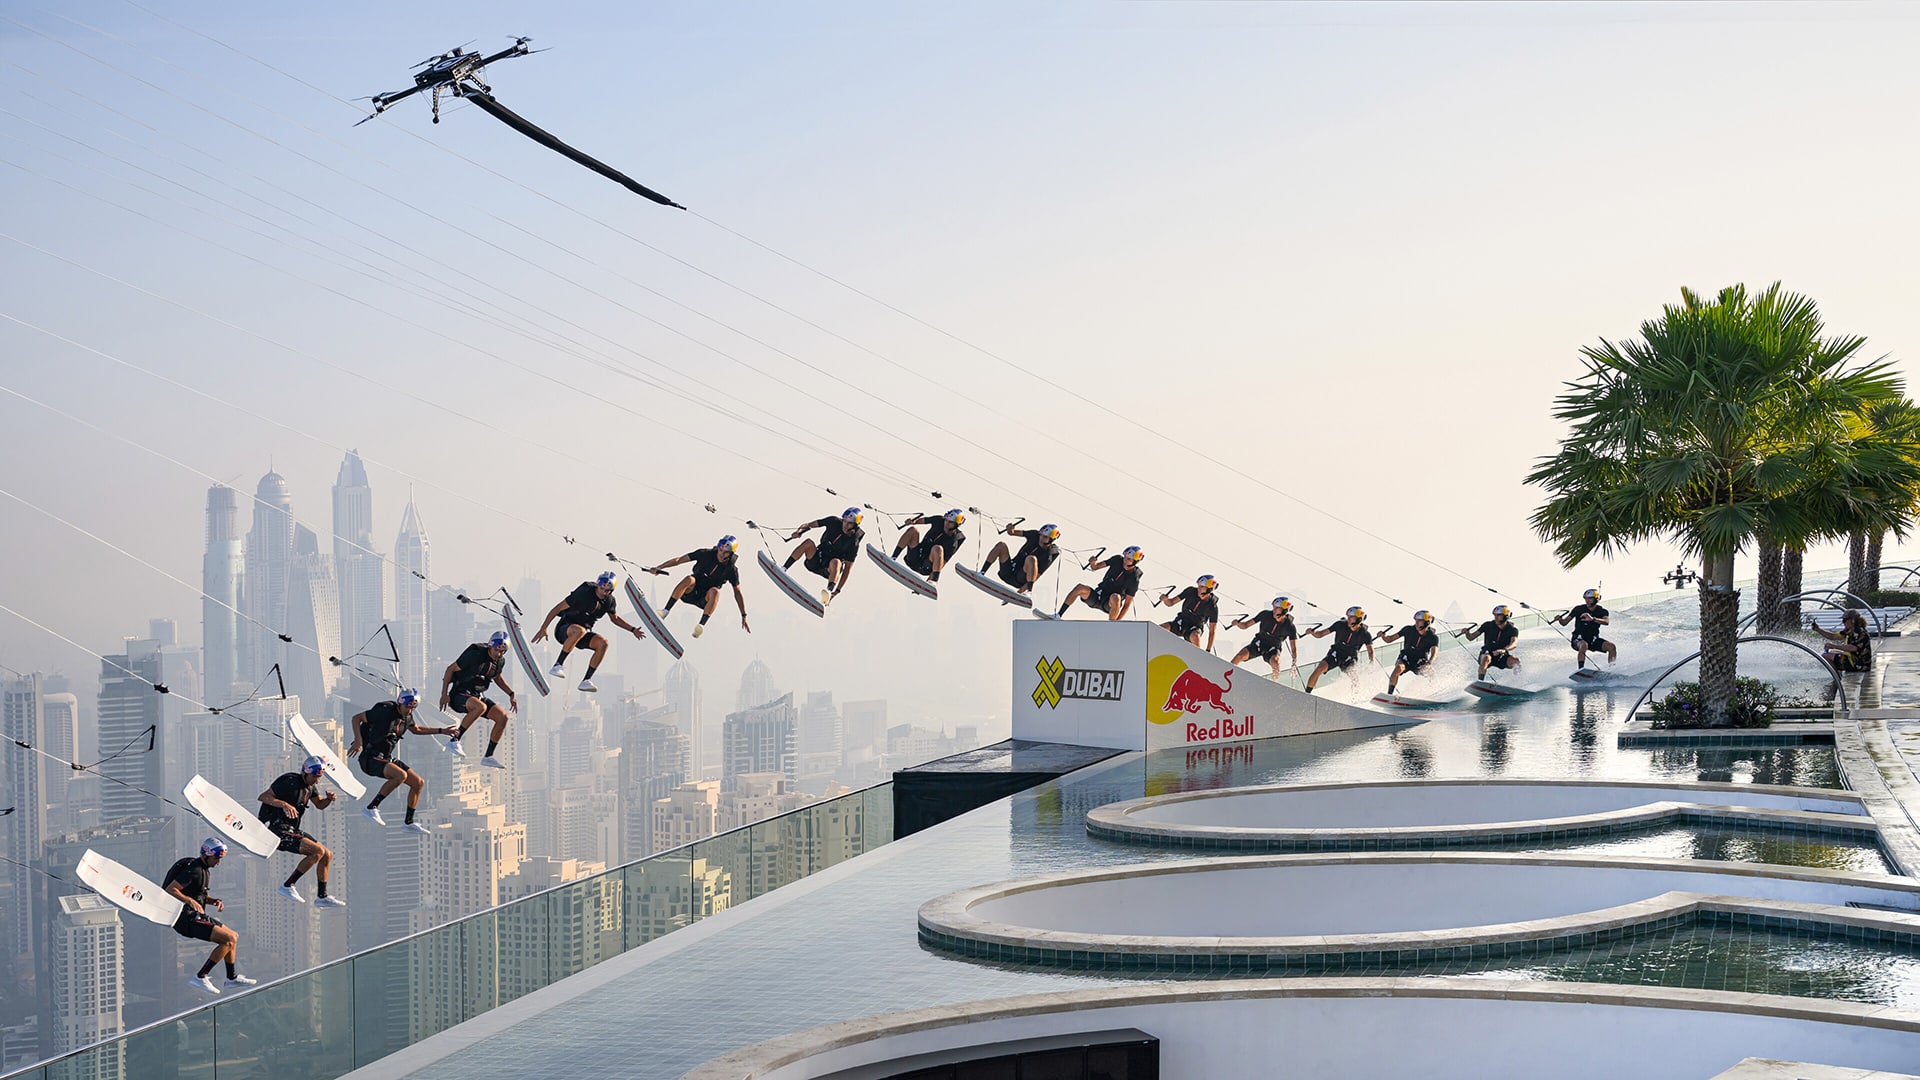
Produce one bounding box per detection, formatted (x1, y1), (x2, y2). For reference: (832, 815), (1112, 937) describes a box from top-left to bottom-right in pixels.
(9, 782), (895, 1080)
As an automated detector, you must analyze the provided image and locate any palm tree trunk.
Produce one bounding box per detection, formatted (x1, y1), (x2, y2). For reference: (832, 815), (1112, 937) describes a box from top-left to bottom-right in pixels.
(1782, 547), (1804, 630)
(1755, 534), (1783, 634)
(1699, 550), (1741, 724)
(1867, 530), (1884, 599)
(1849, 530), (1869, 600)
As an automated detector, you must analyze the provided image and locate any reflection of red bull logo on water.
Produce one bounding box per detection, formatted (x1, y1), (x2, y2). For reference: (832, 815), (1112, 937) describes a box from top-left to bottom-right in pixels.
(1162, 667), (1234, 715)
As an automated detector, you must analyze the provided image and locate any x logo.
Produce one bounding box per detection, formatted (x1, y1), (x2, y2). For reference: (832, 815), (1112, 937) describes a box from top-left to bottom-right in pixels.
(1032, 656), (1065, 709)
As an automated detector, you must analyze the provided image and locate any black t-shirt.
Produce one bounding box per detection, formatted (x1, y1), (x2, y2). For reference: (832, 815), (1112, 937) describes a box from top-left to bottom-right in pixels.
(1328, 622), (1372, 654)
(1570, 603), (1609, 642)
(1478, 621), (1520, 652)
(687, 549), (741, 592)
(1010, 531), (1059, 577)
(813, 517), (865, 562)
(1251, 611), (1297, 640)
(1396, 626), (1440, 660)
(451, 643), (504, 693)
(1172, 587), (1219, 625)
(257, 772), (311, 828)
(913, 524), (967, 560)
(1097, 560), (1142, 598)
(162, 857), (211, 905)
(560, 582), (617, 628)
(360, 701), (408, 757)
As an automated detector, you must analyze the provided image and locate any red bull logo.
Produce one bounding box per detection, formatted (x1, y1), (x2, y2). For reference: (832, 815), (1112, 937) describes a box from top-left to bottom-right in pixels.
(1162, 666), (1233, 715)
(120, 884), (143, 902)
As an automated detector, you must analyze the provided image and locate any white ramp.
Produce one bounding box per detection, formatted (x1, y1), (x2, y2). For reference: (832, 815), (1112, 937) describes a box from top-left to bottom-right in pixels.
(1013, 621), (1405, 751)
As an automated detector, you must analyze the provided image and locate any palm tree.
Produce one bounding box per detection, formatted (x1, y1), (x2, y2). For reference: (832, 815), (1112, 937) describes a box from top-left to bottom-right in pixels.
(1529, 284), (1920, 722)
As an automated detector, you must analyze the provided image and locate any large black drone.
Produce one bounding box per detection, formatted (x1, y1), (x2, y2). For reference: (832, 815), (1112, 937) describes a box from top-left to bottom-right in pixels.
(359, 37), (683, 209)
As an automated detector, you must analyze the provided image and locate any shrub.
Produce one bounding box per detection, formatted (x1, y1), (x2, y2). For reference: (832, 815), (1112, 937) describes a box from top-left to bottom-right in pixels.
(1647, 677), (1812, 729)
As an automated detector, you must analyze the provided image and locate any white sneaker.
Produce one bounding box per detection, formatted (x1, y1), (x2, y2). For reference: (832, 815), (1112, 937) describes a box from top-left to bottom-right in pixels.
(278, 884), (305, 904)
(189, 975), (220, 996)
(577, 678), (597, 692)
(446, 737), (465, 757)
(403, 821), (430, 836)
(362, 807), (387, 826)
(480, 755), (505, 770)
(691, 624), (704, 639)
(548, 662), (566, 678)
(225, 974), (258, 988)
(315, 895), (346, 909)
(820, 589), (834, 606)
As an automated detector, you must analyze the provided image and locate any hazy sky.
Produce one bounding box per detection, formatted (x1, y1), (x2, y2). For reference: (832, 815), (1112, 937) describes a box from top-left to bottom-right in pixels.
(3, 1), (1919, 722)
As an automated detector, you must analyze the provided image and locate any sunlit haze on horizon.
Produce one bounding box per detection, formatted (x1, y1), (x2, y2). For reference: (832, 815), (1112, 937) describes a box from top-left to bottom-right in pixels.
(4, 0), (1919, 728)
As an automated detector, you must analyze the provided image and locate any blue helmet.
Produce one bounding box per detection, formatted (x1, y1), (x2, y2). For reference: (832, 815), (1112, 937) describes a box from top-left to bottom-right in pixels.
(1492, 605), (1513, 619)
(1272, 596), (1293, 613)
(715, 535), (738, 556)
(301, 754), (327, 777)
(596, 570), (617, 588)
(841, 507), (863, 526)
(1122, 546), (1145, 565)
(943, 509), (966, 527)
(1038, 524), (1061, 543)
(397, 688), (422, 708)
(488, 630), (510, 650)
(200, 837), (228, 859)
(1196, 574), (1218, 591)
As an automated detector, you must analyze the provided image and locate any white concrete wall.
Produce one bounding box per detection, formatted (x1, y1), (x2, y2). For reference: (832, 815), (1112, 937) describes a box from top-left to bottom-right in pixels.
(965, 861), (1917, 937)
(1137, 783), (1864, 828)
(731, 995), (1920, 1080)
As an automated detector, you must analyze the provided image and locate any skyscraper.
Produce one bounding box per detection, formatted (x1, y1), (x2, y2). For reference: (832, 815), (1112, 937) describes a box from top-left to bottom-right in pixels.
(664, 660), (704, 778)
(1, 675), (46, 966)
(201, 485), (244, 703)
(721, 693), (797, 791)
(285, 525), (341, 714)
(47, 894), (123, 1075)
(736, 659), (779, 711)
(242, 470), (295, 690)
(393, 498), (430, 693)
(332, 452), (387, 700)
(96, 640), (165, 823)
(41, 691), (80, 832)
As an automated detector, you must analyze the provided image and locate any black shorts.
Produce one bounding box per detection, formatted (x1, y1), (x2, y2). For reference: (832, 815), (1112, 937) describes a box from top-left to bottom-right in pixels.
(359, 751), (404, 778)
(1482, 651), (1518, 670)
(996, 559), (1031, 590)
(1396, 653), (1431, 673)
(173, 910), (223, 941)
(1082, 588), (1127, 612)
(684, 580), (722, 606)
(1571, 636), (1611, 652)
(555, 621), (599, 646)
(1832, 651), (1871, 673)
(1322, 650), (1357, 671)
(801, 552), (833, 579)
(1245, 636), (1286, 662)
(269, 822), (314, 854)
(448, 689), (495, 714)
(1170, 616), (1206, 638)
(902, 547), (939, 575)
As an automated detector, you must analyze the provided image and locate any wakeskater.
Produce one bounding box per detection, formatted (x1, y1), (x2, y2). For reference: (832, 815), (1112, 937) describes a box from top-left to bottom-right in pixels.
(1155, 574), (1221, 651)
(440, 630), (516, 769)
(1463, 605), (1523, 680)
(889, 510), (968, 584)
(1302, 607), (1374, 694)
(164, 839), (257, 995)
(783, 508), (865, 607)
(534, 571), (646, 690)
(1052, 546), (1145, 621)
(255, 757), (345, 907)
(349, 689), (447, 835)
(1551, 589), (1616, 671)
(1378, 610), (1441, 698)
(1227, 596), (1299, 679)
(647, 535), (749, 638)
(974, 522), (1063, 598)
